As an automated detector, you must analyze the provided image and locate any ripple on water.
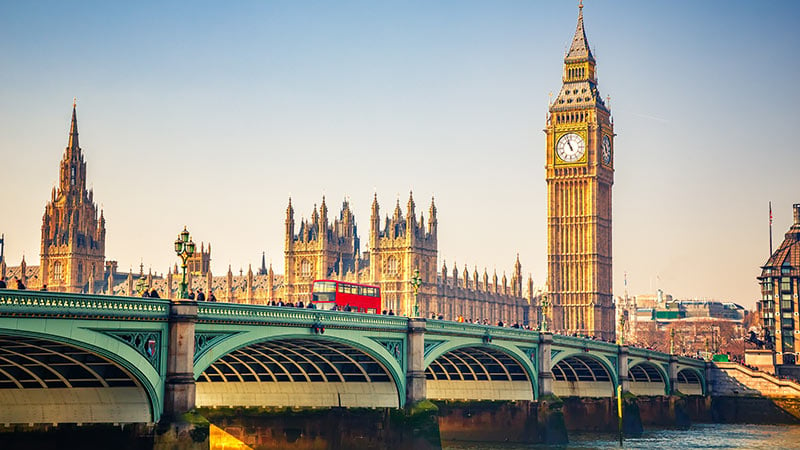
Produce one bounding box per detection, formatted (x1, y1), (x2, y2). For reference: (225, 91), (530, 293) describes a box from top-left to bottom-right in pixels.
(443, 424), (800, 450)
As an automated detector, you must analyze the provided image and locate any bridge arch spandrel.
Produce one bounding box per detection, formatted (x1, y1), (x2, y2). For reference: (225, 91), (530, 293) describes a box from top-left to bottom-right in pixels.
(423, 336), (538, 401)
(193, 324), (407, 408)
(550, 351), (618, 398)
(627, 359), (670, 396)
(0, 318), (166, 424)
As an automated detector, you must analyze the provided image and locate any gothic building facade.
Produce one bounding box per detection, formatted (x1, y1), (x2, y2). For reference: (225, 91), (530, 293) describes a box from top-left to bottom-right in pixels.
(545, 4), (615, 339)
(284, 193), (536, 324)
(39, 102), (106, 293)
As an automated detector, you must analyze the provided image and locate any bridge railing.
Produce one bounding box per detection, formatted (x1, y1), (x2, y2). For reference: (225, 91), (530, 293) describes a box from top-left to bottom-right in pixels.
(196, 302), (409, 330)
(0, 290), (170, 320)
(425, 319), (540, 342)
(552, 333), (619, 352)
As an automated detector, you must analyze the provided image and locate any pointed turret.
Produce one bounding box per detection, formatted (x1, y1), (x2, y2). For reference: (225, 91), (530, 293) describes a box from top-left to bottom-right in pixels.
(393, 198), (402, 221)
(566, 1), (594, 63)
(428, 196), (438, 236)
(319, 196), (329, 233)
(370, 193), (380, 246)
(68, 98), (80, 153)
(286, 198), (295, 250)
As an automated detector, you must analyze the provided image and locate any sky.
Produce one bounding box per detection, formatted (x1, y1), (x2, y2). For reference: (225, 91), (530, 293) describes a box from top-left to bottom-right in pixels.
(1, 0), (798, 308)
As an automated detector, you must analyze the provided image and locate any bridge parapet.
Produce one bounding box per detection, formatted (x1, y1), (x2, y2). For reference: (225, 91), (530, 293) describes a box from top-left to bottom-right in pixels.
(425, 320), (540, 342)
(197, 302), (408, 330)
(0, 290), (169, 320)
(552, 334), (618, 353)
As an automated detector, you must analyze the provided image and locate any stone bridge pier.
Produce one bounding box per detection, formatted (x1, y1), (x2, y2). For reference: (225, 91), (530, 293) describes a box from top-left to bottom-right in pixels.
(163, 300), (198, 418)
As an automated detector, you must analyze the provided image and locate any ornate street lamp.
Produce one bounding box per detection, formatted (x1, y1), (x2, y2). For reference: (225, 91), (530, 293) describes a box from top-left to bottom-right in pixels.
(618, 313), (627, 346)
(539, 295), (551, 332)
(410, 268), (422, 317)
(174, 226), (195, 299)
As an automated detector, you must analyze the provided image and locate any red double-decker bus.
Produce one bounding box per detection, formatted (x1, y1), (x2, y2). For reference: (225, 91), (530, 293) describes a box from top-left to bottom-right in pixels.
(311, 280), (381, 314)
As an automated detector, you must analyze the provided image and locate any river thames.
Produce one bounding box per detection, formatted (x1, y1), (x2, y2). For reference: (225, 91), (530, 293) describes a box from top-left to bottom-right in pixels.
(442, 424), (800, 449)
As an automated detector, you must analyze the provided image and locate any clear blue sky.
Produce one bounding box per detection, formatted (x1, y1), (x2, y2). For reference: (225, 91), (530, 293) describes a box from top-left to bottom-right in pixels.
(1, 1), (798, 308)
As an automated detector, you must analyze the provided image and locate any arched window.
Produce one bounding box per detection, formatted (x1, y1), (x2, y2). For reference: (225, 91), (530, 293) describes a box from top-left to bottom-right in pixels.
(300, 259), (311, 277)
(53, 261), (63, 282)
(387, 256), (398, 277)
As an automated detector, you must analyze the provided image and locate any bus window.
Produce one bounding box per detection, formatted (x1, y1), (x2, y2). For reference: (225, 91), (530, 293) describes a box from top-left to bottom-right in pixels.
(313, 281), (336, 293)
(314, 301), (336, 311)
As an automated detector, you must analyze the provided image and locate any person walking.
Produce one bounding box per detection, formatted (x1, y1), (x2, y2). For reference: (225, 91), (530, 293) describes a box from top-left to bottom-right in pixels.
(0, 278), (6, 289)
(149, 289), (160, 298)
(208, 291), (217, 302)
(187, 288), (195, 300)
(196, 288), (206, 301)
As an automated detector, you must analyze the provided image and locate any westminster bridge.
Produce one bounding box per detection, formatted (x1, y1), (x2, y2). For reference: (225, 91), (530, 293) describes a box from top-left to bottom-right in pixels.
(0, 290), (708, 426)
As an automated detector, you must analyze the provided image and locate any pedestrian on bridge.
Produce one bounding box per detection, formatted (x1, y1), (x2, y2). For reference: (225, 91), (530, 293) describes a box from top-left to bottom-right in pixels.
(196, 289), (206, 301)
(0, 278), (5, 289)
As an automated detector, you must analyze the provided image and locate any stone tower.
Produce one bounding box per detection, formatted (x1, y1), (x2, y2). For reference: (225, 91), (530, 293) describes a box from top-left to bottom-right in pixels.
(369, 193), (438, 315)
(40, 101), (106, 293)
(187, 242), (211, 275)
(545, 3), (615, 339)
(284, 197), (360, 304)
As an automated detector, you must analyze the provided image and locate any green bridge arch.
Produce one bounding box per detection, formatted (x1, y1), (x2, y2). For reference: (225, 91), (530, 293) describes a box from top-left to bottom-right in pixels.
(423, 333), (539, 400)
(0, 317), (166, 423)
(550, 349), (619, 397)
(193, 324), (408, 407)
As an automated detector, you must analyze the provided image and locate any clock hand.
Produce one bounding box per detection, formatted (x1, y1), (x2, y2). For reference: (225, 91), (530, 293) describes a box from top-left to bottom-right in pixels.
(567, 141), (574, 152)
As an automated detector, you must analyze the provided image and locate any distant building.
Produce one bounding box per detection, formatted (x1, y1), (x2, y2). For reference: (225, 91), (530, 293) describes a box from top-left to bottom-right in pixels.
(758, 203), (800, 365)
(283, 194), (538, 324)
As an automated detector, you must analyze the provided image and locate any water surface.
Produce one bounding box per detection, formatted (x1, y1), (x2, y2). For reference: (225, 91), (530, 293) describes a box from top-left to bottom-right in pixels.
(443, 424), (800, 449)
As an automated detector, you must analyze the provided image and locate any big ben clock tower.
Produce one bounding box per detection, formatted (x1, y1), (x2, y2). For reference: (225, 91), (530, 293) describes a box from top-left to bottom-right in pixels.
(545, 2), (615, 340)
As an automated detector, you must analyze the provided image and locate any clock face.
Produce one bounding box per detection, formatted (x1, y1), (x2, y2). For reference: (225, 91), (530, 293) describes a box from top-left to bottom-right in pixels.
(602, 135), (612, 164)
(556, 133), (585, 162)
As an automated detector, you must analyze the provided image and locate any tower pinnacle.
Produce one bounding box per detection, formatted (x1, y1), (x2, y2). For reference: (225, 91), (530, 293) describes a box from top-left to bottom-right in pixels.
(68, 99), (79, 152)
(566, 1), (594, 63)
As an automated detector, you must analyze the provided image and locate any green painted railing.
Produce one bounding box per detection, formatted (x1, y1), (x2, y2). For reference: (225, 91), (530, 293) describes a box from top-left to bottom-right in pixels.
(0, 290), (170, 320)
(197, 302), (409, 330)
(552, 333), (619, 352)
(425, 319), (540, 342)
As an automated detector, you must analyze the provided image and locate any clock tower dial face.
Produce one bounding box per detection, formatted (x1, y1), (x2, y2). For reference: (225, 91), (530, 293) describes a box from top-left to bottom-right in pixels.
(602, 135), (612, 164)
(556, 133), (585, 163)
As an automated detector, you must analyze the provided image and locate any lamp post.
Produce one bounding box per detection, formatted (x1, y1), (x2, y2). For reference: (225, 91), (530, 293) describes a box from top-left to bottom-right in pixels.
(618, 313), (627, 346)
(540, 295), (550, 332)
(670, 327), (675, 355)
(410, 268), (422, 317)
(174, 226), (195, 299)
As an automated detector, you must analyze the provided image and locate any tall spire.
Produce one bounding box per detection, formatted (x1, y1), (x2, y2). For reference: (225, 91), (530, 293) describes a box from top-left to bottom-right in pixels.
(68, 98), (79, 152)
(566, 1), (594, 63)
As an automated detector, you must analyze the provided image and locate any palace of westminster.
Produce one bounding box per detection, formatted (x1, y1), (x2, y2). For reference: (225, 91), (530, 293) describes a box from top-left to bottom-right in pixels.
(2, 5), (626, 339)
